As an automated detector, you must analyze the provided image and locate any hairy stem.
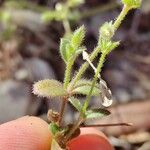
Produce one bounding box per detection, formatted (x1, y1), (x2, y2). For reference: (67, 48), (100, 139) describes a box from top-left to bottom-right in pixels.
(63, 4), (132, 142)
(64, 59), (74, 89)
(64, 53), (106, 142)
(60, 59), (74, 126)
(63, 19), (72, 35)
(82, 53), (106, 113)
(70, 5), (131, 90)
(70, 46), (101, 89)
(58, 96), (68, 125)
(113, 5), (130, 30)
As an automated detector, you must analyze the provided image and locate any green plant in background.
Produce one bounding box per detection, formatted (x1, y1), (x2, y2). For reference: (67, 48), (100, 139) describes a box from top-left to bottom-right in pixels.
(0, 0), (83, 40)
(42, 0), (84, 36)
(33, 0), (142, 149)
(0, 10), (16, 40)
(0, 0), (119, 40)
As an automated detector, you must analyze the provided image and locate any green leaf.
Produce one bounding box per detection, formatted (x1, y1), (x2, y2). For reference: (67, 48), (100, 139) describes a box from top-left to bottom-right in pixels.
(103, 41), (120, 55)
(74, 79), (99, 88)
(85, 108), (111, 119)
(60, 26), (86, 63)
(107, 41), (120, 53)
(60, 38), (70, 63)
(69, 97), (82, 111)
(66, 44), (75, 60)
(60, 39), (85, 63)
(73, 85), (100, 96)
(49, 123), (60, 135)
(71, 25), (85, 49)
(100, 39), (120, 55)
(33, 79), (66, 97)
(71, 79), (100, 96)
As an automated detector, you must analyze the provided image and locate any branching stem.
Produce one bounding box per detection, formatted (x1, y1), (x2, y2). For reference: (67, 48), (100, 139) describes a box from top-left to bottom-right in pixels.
(65, 5), (132, 141)
(70, 5), (131, 90)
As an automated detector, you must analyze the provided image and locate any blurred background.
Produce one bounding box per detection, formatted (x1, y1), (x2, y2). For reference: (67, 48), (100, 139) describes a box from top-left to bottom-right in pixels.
(0, 0), (150, 149)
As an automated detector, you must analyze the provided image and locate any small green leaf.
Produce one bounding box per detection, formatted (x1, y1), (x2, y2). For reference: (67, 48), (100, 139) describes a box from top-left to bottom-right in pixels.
(33, 79), (66, 97)
(121, 0), (142, 8)
(69, 97), (82, 111)
(73, 85), (100, 96)
(108, 41), (120, 52)
(60, 38), (70, 62)
(85, 108), (110, 119)
(66, 44), (75, 60)
(74, 79), (99, 88)
(71, 79), (100, 96)
(60, 26), (86, 63)
(103, 41), (120, 55)
(100, 39), (120, 54)
(71, 25), (85, 49)
(49, 123), (60, 135)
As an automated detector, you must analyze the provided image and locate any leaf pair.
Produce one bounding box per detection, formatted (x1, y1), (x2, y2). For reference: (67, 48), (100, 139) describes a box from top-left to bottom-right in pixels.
(60, 26), (85, 63)
(33, 78), (100, 98)
(99, 39), (120, 55)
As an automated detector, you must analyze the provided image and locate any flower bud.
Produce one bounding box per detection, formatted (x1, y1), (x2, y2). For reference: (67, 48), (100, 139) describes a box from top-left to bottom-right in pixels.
(99, 22), (114, 40)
